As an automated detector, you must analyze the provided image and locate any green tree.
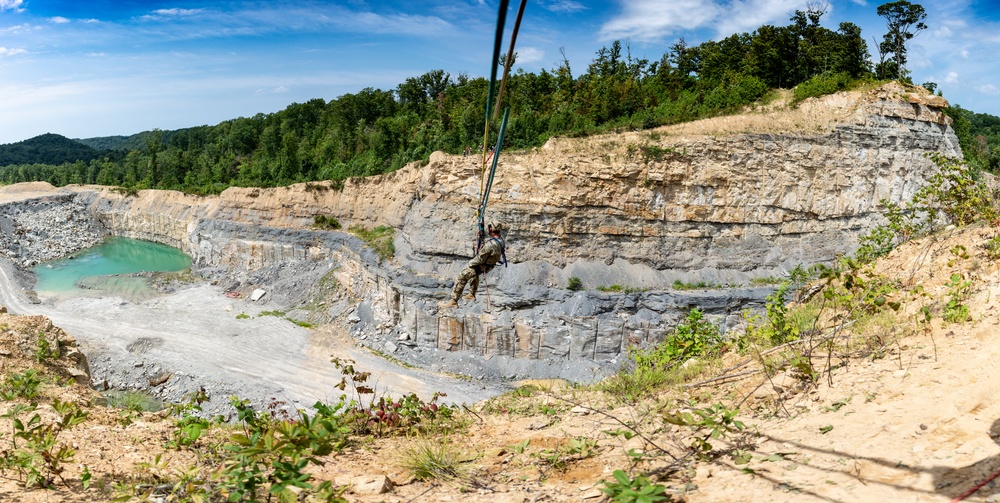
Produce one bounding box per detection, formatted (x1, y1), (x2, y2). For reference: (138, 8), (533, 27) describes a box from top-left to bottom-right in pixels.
(876, 0), (927, 80)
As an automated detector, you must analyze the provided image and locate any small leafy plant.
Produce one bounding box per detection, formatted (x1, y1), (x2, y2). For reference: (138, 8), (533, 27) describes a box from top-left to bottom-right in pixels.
(943, 272), (973, 323)
(165, 388), (215, 449)
(1, 369), (43, 400)
(599, 469), (669, 503)
(34, 333), (55, 362)
(663, 403), (745, 453)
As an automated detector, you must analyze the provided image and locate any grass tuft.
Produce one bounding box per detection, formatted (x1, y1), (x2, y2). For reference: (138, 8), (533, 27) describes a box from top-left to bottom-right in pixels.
(399, 440), (470, 482)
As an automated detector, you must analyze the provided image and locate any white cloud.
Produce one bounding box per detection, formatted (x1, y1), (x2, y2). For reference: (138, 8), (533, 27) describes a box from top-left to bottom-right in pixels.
(0, 23), (31, 34)
(140, 8), (205, 21)
(600, 0), (721, 42)
(977, 84), (1000, 96)
(713, 0), (810, 38)
(515, 47), (544, 64)
(545, 1), (587, 13)
(0, 0), (22, 11)
(960, 49), (969, 59)
(0, 47), (27, 57)
(152, 8), (204, 16)
(256, 85), (290, 94)
(50, 16), (71, 24)
(944, 71), (959, 84)
(600, 0), (812, 43)
(851, 0), (866, 5)
(933, 25), (952, 37)
(345, 12), (452, 36)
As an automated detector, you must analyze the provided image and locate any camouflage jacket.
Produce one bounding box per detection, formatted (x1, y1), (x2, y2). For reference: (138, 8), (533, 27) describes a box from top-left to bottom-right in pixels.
(467, 237), (506, 272)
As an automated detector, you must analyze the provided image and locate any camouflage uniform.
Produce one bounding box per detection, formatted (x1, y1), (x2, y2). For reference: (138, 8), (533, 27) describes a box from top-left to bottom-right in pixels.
(451, 236), (506, 302)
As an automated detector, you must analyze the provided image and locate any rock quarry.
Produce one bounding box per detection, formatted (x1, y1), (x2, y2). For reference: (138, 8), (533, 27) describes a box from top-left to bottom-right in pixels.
(0, 83), (961, 402)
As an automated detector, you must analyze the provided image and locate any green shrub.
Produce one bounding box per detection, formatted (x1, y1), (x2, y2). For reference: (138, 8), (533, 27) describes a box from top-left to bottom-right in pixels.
(313, 214), (342, 230)
(856, 154), (999, 263)
(34, 332), (55, 362)
(943, 272), (973, 323)
(567, 277), (583, 291)
(672, 279), (719, 290)
(792, 72), (855, 104)
(597, 284), (646, 293)
(598, 309), (722, 401)
(635, 308), (721, 366)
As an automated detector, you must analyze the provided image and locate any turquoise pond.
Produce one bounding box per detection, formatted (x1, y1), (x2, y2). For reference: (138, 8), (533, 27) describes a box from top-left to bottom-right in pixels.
(33, 237), (192, 294)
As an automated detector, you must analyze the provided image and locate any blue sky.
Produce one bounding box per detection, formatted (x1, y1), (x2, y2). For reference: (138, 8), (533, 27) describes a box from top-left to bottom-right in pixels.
(0, 0), (997, 145)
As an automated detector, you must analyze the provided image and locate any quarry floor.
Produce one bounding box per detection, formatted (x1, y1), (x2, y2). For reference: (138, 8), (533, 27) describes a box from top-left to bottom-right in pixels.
(0, 258), (505, 416)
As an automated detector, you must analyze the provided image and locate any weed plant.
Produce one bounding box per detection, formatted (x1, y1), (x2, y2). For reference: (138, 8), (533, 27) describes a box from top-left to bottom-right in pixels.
(399, 439), (470, 482)
(105, 390), (162, 412)
(349, 225), (395, 261)
(600, 469), (669, 503)
(0, 399), (88, 489)
(856, 154), (999, 263)
(1, 369), (43, 400)
(599, 309), (723, 402)
(672, 280), (720, 290)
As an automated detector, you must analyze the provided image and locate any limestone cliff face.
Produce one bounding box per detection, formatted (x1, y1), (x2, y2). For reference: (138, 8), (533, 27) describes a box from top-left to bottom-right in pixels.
(90, 84), (957, 282)
(0, 83), (961, 370)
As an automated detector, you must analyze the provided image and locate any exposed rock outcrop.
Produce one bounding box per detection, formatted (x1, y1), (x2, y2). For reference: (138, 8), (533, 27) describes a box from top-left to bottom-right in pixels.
(0, 311), (92, 386)
(0, 83), (962, 375)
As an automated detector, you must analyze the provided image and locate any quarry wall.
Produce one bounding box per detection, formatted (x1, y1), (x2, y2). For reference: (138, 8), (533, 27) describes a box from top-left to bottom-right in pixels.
(0, 83), (962, 373)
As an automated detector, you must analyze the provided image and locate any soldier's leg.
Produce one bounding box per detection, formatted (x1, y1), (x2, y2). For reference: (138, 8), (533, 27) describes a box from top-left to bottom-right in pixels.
(468, 272), (480, 298)
(452, 267), (476, 301)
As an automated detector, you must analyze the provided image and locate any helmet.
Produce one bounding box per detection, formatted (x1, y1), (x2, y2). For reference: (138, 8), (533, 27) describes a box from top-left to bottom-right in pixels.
(489, 222), (506, 233)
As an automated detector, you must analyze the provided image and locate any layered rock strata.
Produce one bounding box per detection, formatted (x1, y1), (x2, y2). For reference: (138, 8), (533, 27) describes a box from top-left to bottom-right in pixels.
(0, 83), (962, 375)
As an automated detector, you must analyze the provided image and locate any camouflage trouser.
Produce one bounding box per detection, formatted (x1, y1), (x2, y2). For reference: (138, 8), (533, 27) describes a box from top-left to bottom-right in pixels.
(451, 267), (480, 301)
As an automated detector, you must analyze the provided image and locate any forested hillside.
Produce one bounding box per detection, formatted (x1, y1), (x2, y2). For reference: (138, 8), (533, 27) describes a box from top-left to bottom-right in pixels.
(1, 5), (994, 194)
(0, 134), (102, 167)
(946, 106), (1000, 171)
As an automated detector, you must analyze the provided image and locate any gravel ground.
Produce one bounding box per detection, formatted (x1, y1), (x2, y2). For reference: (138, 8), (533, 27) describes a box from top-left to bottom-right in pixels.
(0, 259), (508, 417)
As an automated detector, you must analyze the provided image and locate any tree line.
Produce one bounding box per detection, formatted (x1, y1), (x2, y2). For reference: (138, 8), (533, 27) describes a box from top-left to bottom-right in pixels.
(3, 1), (990, 194)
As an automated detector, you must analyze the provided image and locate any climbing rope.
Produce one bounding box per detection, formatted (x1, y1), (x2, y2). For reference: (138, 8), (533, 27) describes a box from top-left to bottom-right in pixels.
(950, 464), (1000, 502)
(473, 0), (527, 254)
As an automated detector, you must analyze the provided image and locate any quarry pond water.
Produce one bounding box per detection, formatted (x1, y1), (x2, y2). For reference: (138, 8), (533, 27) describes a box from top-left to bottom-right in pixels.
(32, 237), (192, 300)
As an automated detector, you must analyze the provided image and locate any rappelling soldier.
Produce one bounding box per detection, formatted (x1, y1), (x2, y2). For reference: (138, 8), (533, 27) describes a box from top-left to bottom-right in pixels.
(440, 222), (508, 308)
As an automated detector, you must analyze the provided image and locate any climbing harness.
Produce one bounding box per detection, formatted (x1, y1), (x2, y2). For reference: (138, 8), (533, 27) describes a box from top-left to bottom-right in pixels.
(492, 236), (508, 267)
